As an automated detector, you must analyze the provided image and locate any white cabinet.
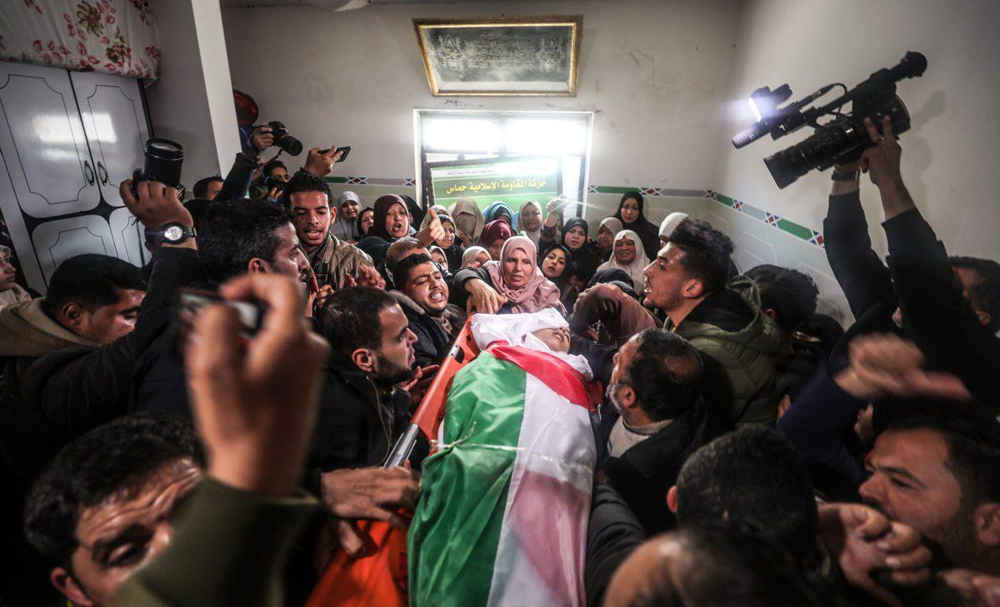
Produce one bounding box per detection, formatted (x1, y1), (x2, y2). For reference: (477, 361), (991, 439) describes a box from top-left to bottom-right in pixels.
(0, 61), (150, 294)
(0, 62), (101, 218)
(71, 71), (150, 207)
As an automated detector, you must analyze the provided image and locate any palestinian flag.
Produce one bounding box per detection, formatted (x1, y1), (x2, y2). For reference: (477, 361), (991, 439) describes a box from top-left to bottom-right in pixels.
(408, 344), (597, 607)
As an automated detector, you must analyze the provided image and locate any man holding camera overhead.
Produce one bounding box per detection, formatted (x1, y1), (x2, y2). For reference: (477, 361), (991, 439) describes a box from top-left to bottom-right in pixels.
(824, 115), (1000, 410)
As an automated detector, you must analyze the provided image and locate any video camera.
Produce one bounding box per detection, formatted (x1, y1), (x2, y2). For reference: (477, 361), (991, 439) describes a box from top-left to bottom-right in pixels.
(732, 51), (927, 188)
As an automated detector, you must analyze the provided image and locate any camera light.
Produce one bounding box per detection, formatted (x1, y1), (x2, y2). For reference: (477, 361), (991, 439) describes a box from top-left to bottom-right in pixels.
(748, 98), (763, 123)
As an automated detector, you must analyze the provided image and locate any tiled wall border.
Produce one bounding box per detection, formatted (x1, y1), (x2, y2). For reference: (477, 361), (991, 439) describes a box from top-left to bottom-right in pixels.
(325, 176), (825, 249)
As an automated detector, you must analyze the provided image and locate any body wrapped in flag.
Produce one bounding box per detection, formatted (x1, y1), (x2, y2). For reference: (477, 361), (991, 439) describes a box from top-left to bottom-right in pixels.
(409, 310), (597, 607)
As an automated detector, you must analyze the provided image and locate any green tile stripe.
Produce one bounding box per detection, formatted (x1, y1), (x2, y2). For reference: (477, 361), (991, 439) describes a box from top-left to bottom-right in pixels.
(715, 194), (735, 207)
(777, 218), (813, 241)
(707, 191), (824, 248)
(325, 176), (349, 184)
(594, 186), (640, 194)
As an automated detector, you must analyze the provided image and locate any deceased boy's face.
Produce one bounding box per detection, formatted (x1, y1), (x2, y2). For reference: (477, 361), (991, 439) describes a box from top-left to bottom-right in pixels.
(532, 327), (571, 353)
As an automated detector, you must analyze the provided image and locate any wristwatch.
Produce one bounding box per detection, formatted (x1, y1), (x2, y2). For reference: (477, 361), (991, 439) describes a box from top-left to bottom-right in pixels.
(146, 223), (196, 244)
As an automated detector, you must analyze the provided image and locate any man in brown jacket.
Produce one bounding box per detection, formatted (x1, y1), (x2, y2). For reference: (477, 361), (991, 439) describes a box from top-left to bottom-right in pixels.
(280, 172), (379, 291)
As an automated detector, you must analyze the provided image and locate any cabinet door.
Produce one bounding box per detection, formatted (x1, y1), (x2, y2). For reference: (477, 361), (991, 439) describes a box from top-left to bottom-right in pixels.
(0, 61), (101, 218)
(31, 215), (119, 284)
(70, 71), (150, 207)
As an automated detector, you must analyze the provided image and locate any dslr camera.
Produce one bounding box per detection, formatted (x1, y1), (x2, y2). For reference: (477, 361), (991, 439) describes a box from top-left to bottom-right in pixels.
(131, 138), (185, 199)
(255, 120), (303, 156)
(732, 51), (927, 188)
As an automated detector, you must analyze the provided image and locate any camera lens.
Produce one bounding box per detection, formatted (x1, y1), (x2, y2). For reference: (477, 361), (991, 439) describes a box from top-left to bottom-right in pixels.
(143, 138), (184, 187)
(277, 134), (303, 156)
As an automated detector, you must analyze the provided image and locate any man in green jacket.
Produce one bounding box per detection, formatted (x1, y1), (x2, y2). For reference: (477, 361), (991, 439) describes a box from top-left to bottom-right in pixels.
(642, 218), (781, 426)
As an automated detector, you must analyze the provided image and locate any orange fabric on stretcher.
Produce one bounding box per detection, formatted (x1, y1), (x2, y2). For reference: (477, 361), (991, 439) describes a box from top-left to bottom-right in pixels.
(305, 318), (480, 607)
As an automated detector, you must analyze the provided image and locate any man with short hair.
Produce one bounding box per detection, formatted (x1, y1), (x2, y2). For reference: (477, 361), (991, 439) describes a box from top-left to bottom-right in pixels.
(599, 328), (721, 534)
(314, 287), (418, 471)
(643, 218), (782, 426)
(669, 425), (818, 559)
(0, 254), (146, 475)
(384, 236), (429, 287)
(745, 264), (824, 414)
(10, 254), (145, 348)
(669, 425), (934, 606)
(279, 172), (374, 291)
(250, 159), (289, 199)
(331, 190), (362, 242)
(389, 253), (463, 367)
(134, 197), (313, 414)
(191, 175), (224, 201)
(860, 410), (1000, 574)
(23, 412), (203, 607)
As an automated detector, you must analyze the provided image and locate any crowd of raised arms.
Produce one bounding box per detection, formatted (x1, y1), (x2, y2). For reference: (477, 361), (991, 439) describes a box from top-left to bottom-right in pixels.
(1, 115), (1000, 607)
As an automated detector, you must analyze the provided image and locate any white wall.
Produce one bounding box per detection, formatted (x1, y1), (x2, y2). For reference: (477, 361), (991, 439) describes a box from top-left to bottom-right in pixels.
(146, 0), (240, 185)
(220, 0), (742, 192)
(712, 0), (1000, 259)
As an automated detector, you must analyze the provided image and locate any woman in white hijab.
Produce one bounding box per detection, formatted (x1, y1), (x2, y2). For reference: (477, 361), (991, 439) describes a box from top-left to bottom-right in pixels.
(595, 230), (650, 292)
(658, 211), (690, 249)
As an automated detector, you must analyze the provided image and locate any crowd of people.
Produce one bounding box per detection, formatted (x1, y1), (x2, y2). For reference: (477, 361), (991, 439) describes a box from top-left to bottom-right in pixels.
(0, 115), (999, 607)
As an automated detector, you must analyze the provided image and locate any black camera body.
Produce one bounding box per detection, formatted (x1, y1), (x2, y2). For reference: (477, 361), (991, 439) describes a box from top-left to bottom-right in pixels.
(131, 138), (185, 199)
(257, 120), (303, 156)
(264, 175), (286, 194)
(733, 52), (927, 188)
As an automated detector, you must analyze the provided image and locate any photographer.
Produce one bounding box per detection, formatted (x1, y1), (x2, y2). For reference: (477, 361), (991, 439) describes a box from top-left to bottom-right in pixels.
(213, 124), (279, 202)
(824, 116), (1000, 410)
(250, 159), (289, 200)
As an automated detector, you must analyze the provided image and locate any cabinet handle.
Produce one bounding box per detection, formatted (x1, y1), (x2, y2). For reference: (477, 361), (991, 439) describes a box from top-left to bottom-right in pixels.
(97, 161), (109, 185)
(83, 160), (95, 186)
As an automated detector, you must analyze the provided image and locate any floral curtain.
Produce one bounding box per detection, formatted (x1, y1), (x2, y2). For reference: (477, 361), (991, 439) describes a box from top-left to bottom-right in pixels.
(0, 0), (160, 80)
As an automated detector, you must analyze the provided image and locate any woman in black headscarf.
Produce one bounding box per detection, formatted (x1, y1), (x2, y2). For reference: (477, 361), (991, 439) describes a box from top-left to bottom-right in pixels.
(358, 194), (444, 265)
(556, 217), (601, 284)
(614, 191), (661, 261)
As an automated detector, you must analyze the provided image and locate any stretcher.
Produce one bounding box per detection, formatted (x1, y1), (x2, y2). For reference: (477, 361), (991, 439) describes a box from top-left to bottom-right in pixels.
(305, 318), (481, 607)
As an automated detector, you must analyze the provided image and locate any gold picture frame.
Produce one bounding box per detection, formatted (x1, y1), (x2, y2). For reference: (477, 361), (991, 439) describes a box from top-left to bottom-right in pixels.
(413, 16), (583, 97)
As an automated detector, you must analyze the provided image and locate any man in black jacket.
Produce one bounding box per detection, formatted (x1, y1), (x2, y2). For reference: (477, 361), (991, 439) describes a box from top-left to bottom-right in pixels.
(389, 253), (463, 368)
(313, 287), (418, 471)
(598, 328), (722, 535)
(824, 116), (1000, 410)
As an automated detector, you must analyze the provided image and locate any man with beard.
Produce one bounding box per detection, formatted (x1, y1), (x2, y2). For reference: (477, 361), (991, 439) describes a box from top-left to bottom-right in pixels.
(389, 253), (463, 368)
(598, 328), (723, 535)
(314, 287), (419, 470)
(859, 409), (1000, 575)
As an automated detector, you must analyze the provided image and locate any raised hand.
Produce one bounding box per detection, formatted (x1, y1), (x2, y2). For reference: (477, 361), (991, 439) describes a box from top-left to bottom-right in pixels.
(860, 115), (903, 189)
(185, 273), (330, 497)
(818, 502), (932, 607)
(304, 145), (345, 177)
(427, 208), (446, 245)
(250, 125), (274, 153)
(355, 264), (386, 289)
(834, 333), (971, 402)
(120, 178), (192, 232)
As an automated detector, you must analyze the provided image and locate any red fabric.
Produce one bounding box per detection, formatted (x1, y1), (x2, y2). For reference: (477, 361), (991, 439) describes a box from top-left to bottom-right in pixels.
(487, 344), (593, 410)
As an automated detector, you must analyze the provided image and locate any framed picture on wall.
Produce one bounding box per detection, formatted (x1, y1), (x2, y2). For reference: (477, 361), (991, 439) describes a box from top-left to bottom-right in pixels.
(413, 16), (583, 96)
